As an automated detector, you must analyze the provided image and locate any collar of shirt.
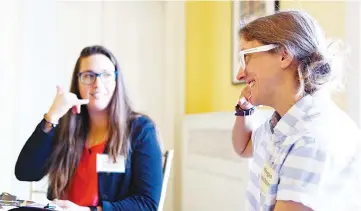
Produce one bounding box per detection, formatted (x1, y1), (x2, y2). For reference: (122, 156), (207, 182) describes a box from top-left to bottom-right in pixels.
(271, 92), (331, 143)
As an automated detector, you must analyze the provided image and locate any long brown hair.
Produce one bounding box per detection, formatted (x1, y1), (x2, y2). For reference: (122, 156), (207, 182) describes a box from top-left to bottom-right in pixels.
(47, 45), (138, 199)
(239, 10), (345, 97)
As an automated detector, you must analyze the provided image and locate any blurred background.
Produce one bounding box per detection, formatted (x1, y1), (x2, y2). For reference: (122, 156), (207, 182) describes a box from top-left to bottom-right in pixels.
(1, 1), (360, 211)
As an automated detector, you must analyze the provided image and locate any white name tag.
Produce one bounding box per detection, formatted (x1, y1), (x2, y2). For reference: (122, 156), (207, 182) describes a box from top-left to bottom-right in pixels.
(96, 154), (125, 173)
(260, 163), (275, 194)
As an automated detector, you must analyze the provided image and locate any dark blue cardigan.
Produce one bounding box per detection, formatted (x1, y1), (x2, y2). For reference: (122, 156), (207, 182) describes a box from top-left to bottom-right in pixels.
(15, 116), (163, 211)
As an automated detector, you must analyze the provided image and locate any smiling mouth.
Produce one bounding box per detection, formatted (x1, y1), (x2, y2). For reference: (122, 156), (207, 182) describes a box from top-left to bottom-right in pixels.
(247, 80), (255, 89)
(89, 92), (103, 98)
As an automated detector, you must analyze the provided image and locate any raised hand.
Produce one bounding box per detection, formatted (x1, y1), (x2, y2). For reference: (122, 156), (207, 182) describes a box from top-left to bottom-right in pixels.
(238, 85), (254, 110)
(46, 85), (89, 123)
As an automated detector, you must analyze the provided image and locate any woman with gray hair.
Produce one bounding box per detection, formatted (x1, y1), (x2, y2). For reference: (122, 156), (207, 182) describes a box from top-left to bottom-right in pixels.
(232, 10), (361, 211)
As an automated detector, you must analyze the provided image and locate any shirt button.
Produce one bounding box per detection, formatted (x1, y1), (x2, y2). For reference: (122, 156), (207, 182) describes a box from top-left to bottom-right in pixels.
(102, 194), (108, 200)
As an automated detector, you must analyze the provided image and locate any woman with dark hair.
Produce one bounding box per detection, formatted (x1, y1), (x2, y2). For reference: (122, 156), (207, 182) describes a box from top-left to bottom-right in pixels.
(15, 45), (163, 211)
(232, 10), (361, 211)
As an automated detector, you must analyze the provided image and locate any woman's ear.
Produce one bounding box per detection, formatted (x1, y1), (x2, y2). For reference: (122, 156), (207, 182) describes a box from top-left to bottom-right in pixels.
(280, 48), (294, 69)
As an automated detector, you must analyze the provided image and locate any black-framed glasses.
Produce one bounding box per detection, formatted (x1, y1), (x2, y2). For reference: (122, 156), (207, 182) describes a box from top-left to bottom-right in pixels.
(78, 70), (118, 85)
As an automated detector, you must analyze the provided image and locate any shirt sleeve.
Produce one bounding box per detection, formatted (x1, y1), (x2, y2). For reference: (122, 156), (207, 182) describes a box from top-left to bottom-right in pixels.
(276, 141), (327, 209)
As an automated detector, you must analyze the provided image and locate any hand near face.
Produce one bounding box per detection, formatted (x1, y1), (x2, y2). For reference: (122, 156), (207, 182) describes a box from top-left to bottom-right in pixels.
(46, 85), (89, 122)
(238, 84), (255, 110)
(77, 54), (117, 112)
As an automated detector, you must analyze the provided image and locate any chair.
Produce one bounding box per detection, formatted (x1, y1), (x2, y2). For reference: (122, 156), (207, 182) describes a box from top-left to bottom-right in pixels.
(158, 149), (174, 211)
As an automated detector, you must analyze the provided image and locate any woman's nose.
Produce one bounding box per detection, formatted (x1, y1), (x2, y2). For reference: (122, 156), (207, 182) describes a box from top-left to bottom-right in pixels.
(236, 67), (246, 81)
(93, 76), (105, 88)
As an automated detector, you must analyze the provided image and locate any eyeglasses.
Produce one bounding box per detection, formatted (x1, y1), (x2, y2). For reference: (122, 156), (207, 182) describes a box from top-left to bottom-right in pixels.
(238, 44), (279, 70)
(78, 70), (118, 85)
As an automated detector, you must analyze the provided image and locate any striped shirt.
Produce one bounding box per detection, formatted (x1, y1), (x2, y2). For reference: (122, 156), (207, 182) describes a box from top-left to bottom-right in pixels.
(245, 92), (361, 211)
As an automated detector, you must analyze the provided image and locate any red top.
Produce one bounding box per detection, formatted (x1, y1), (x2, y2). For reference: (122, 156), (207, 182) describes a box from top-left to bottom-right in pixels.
(65, 141), (107, 206)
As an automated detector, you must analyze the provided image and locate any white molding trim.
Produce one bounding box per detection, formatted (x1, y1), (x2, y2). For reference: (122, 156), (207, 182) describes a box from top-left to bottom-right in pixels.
(164, 2), (185, 211)
(346, 1), (361, 127)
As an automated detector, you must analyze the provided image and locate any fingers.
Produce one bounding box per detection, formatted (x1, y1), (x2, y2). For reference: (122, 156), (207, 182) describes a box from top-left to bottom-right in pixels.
(68, 95), (89, 108)
(238, 96), (248, 105)
(241, 86), (252, 101)
(55, 88), (89, 114)
(238, 86), (253, 109)
(78, 98), (89, 105)
(239, 97), (252, 109)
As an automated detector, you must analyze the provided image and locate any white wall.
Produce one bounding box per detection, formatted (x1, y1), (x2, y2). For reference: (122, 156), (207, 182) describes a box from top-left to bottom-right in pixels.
(0, 0), (19, 195)
(1, 1), (185, 210)
(0, 0), (58, 198)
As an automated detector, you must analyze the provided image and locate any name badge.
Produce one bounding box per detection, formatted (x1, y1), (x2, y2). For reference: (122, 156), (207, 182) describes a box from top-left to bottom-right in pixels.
(260, 163), (275, 193)
(96, 154), (125, 173)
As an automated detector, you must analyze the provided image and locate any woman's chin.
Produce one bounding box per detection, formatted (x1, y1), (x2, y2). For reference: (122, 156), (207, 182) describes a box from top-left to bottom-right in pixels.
(86, 103), (109, 113)
(249, 96), (256, 106)
(249, 97), (262, 107)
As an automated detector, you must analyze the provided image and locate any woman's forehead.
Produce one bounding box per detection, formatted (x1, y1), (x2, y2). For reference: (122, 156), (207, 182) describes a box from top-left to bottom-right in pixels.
(80, 54), (115, 71)
(240, 39), (263, 50)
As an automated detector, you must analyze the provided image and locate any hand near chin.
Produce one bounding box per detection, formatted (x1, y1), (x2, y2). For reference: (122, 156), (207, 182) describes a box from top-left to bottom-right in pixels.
(238, 86), (254, 110)
(46, 85), (89, 123)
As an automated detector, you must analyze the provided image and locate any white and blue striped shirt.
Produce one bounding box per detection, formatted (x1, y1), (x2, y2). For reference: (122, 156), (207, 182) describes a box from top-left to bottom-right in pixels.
(246, 93), (361, 211)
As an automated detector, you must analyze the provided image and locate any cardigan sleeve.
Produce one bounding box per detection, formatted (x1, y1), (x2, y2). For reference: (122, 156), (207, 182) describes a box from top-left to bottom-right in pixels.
(15, 119), (56, 181)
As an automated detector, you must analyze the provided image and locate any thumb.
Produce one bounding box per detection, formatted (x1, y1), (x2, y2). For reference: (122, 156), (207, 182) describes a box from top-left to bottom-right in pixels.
(238, 96), (253, 110)
(56, 85), (64, 95)
(238, 96), (248, 105)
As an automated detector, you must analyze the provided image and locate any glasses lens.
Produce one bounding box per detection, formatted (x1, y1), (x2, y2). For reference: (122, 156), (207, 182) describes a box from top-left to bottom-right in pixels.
(101, 72), (115, 83)
(239, 54), (245, 70)
(81, 72), (96, 84)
